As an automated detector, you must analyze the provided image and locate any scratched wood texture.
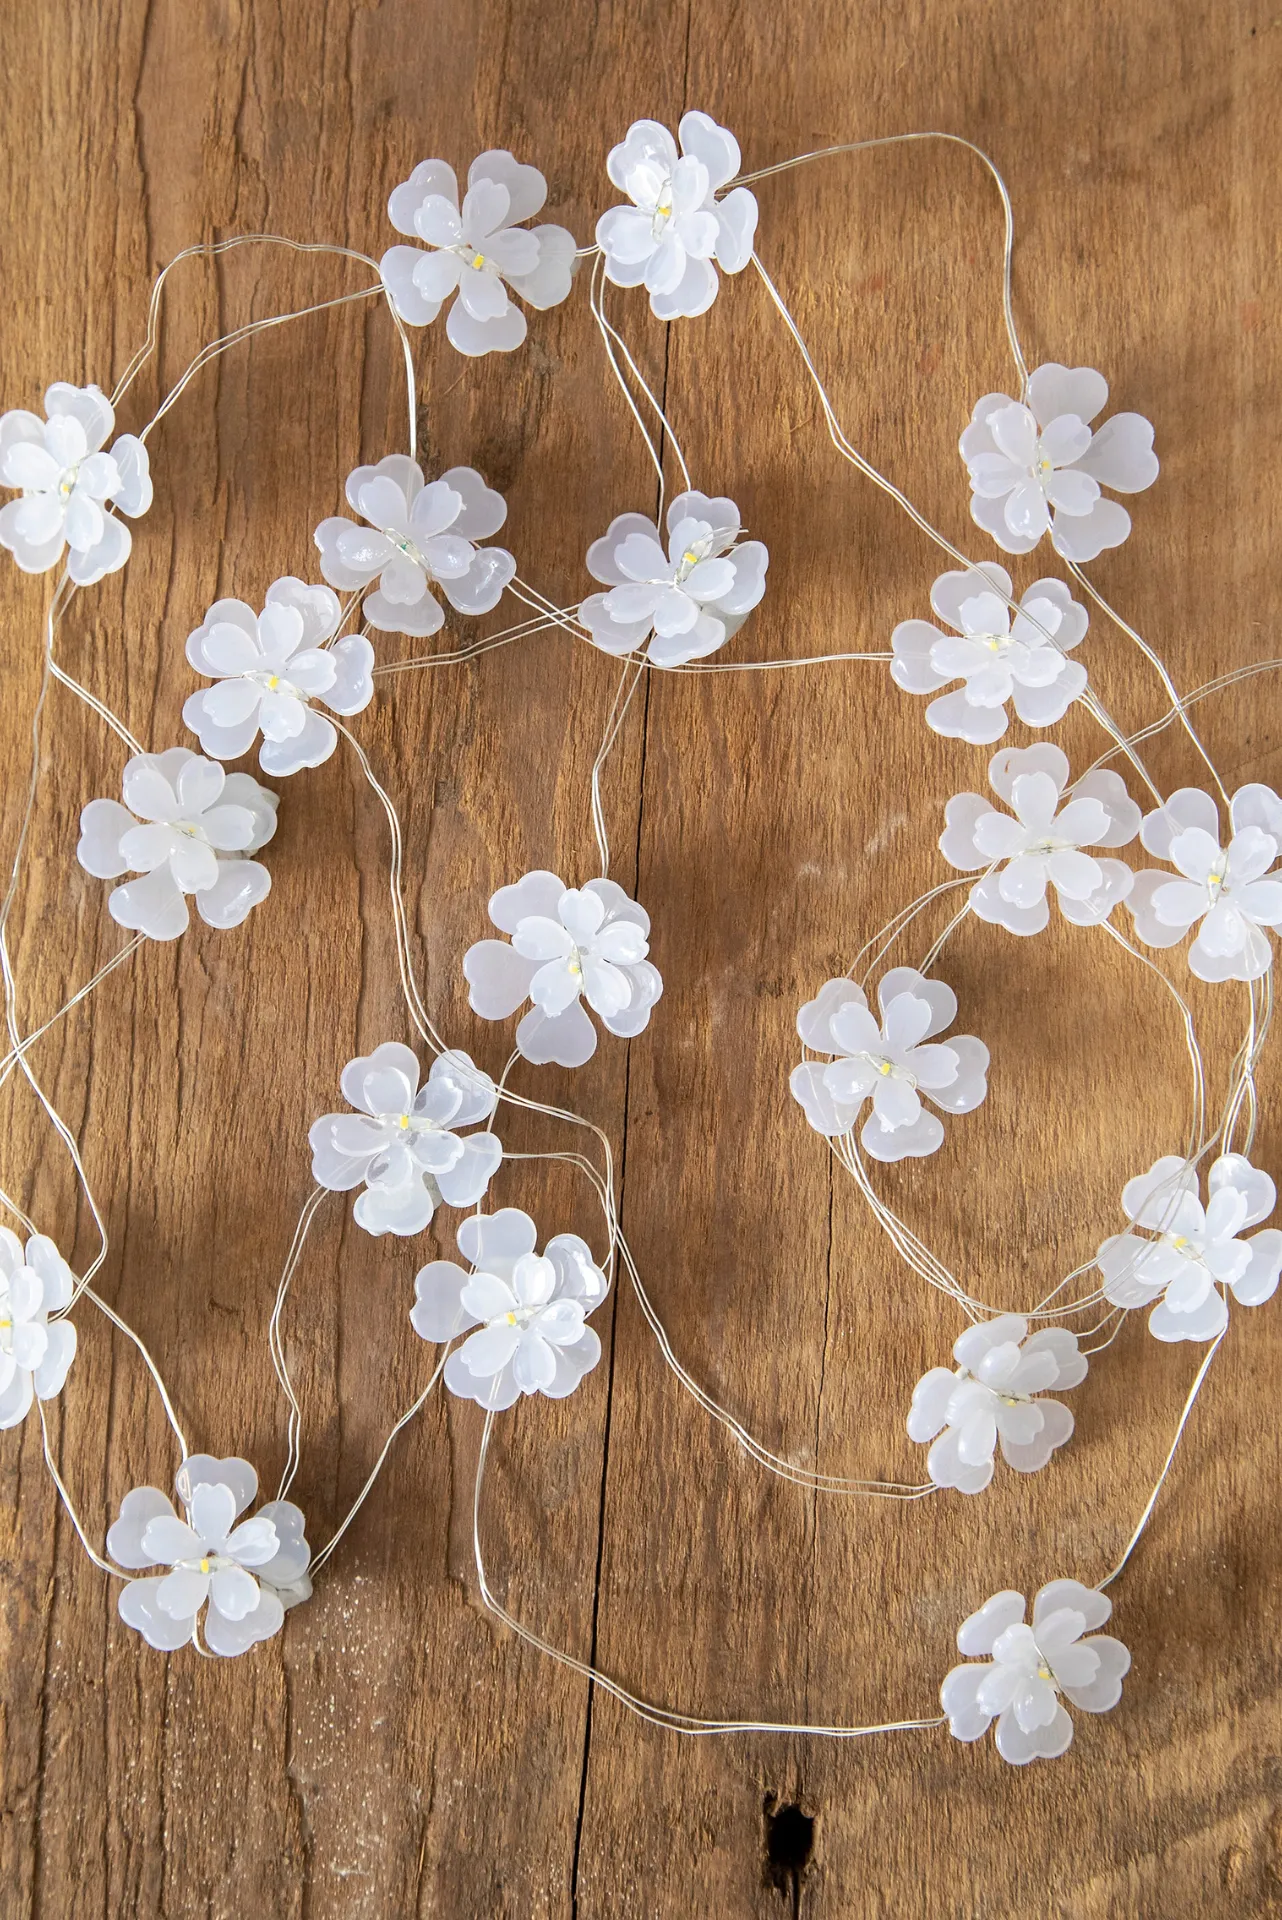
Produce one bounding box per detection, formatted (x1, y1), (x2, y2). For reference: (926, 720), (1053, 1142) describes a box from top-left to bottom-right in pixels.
(0, 0), (1278, 1914)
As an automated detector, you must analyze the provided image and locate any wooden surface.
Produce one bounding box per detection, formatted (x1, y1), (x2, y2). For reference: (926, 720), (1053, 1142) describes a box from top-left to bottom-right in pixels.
(0, 1), (1278, 1914)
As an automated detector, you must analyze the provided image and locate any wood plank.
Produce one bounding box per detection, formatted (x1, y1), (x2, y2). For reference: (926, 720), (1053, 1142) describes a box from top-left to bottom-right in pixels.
(0, 1), (1278, 1915)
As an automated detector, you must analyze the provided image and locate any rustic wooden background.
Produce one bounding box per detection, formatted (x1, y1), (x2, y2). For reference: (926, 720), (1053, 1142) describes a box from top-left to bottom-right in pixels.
(0, 0), (1278, 1914)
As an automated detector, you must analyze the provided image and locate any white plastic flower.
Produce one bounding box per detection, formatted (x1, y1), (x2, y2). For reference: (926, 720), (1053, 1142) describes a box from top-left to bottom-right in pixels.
(309, 1042), (501, 1238)
(0, 1229), (77, 1428)
(907, 1315), (1086, 1494)
(183, 577), (373, 776)
(0, 383), (151, 583)
(412, 1208), (608, 1410)
(463, 872), (662, 1069)
(76, 747), (278, 941)
(891, 565), (1088, 743)
(380, 151), (576, 355)
(940, 744), (1140, 936)
(579, 491), (768, 666)
(1097, 1152), (1282, 1342)
(961, 363), (1158, 561)
(790, 968), (989, 1163)
(941, 1581), (1130, 1765)
(1128, 785), (1282, 983)
(108, 1456), (310, 1657)
(596, 112), (757, 320)
(315, 457), (514, 638)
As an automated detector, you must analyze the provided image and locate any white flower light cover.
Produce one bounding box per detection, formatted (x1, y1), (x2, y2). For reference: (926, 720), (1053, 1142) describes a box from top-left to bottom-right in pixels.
(940, 743), (1141, 935)
(908, 1316), (1086, 1495)
(380, 151), (577, 354)
(960, 363), (1158, 560)
(1096, 1153), (1282, 1342)
(0, 108), (1271, 1769)
(184, 577), (374, 775)
(596, 113), (757, 319)
(1128, 784), (1282, 982)
(463, 871), (662, 1067)
(315, 457), (515, 637)
(941, 1581), (1130, 1765)
(580, 490), (768, 665)
(107, 1456), (311, 1657)
(0, 1229), (77, 1427)
(309, 1043), (501, 1237)
(76, 747), (278, 940)
(0, 383), (151, 582)
(791, 968), (989, 1162)
(412, 1207), (609, 1409)
(891, 565), (1089, 744)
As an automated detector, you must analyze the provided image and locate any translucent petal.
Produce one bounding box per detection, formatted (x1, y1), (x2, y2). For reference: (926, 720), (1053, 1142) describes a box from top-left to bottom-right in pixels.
(408, 1266), (469, 1351)
(1075, 413), (1158, 492)
(459, 1321), (521, 1377)
(193, 859), (270, 931)
(795, 977), (867, 1050)
(1050, 496), (1132, 562)
(458, 1207), (537, 1277)
(906, 1367), (956, 1442)
(860, 1108), (944, 1163)
(463, 940), (539, 1019)
(511, 1332), (558, 1392)
(649, 253), (718, 322)
(516, 1000), (597, 1068)
(380, 246), (442, 327)
(77, 798), (133, 879)
(1033, 1580), (1112, 1633)
(118, 1577), (197, 1651)
(789, 1061), (858, 1138)
(876, 967), (956, 1035)
(387, 160), (458, 236)
(107, 1488), (175, 1569)
(109, 868), (190, 941)
(1026, 364), (1109, 429)
(434, 1132), (500, 1209)
(436, 466), (508, 542)
(441, 545), (515, 614)
(712, 187), (757, 273)
(957, 1590), (1026, 1657)
(445, 296), (527, 358)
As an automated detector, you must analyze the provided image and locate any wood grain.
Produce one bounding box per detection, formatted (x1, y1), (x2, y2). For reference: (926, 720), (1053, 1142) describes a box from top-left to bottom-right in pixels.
(0, 1), (1279, 1914)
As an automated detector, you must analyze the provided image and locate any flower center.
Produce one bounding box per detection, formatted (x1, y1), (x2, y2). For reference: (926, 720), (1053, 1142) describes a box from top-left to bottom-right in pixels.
(1161, 1231), (1199, 1258)
(1205, 858), (1229, 903)
(394, 1111), (441, 1136)
(956, 1365), (1029, 1407)
(860, 1051), (916, 1089)
(1025, 1634), (1059, 1688)
(387, 530), (427, 568)
(178, 1551), (233, 1576)
(58, 463), (81, 499)
(1025, 834), (1072, 857)
(250, 669), (302, 701)
(673, 538), (713, 586)
(449, 243), (495, 276)
(649, 189), (674, 238)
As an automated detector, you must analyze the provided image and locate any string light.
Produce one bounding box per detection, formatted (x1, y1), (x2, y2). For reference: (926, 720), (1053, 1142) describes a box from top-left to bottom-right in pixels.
(0, 110), (1271, 1761)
